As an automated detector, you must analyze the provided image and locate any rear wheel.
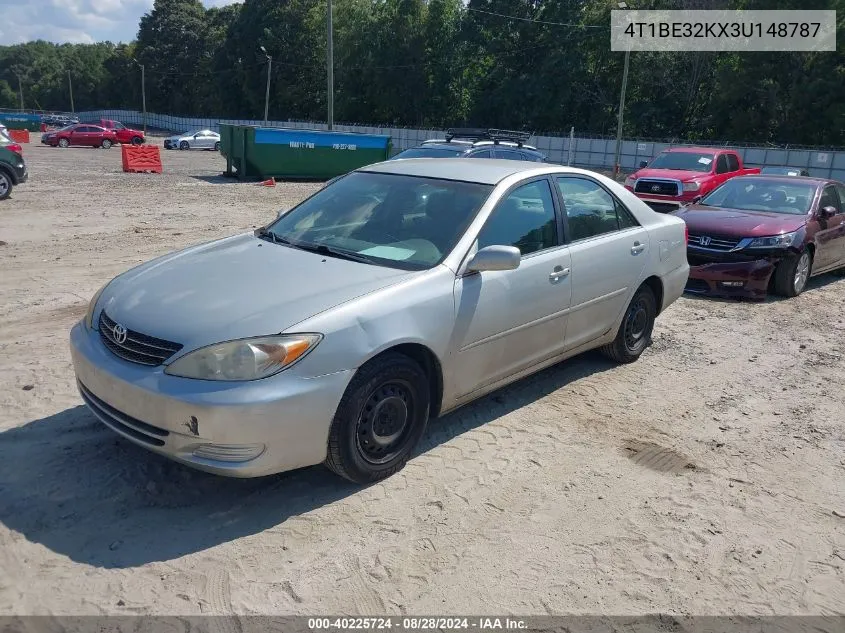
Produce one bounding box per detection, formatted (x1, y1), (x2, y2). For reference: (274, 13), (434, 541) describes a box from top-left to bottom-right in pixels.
(601, 285), (657, 364)
(0, 171), (12, 200)
(58, 138), (70, 148)
(180, 141), (189, 150)
(773, 248), (812, 297)
(101, 139), (113, 149)
(325, 352), (430, 483)
(214, 141), (221, 151)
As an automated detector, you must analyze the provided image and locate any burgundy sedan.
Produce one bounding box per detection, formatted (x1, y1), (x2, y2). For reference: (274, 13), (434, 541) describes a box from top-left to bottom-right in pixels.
(41, 124), (118, 149)
(673, 175), (845, 300)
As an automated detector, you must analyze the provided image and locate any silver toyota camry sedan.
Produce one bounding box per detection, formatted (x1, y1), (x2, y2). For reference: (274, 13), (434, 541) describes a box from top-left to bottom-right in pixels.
(70, 159), (689, 483)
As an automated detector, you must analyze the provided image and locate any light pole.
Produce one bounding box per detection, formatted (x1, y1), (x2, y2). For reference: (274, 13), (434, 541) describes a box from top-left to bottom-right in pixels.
(327, 0), (334, 130)
(260, 46), (272, 125)
(613, 1), (631, 180)
(68, 70), (75, 114)
(133, 58), (147, 135)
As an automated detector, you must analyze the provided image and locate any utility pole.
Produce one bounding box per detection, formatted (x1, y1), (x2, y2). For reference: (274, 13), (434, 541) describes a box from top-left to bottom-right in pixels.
(260, 46), (272, 125)
(133, 58), (147, 134)
(327, 0), (334, 130)
(68, 70), (75, 114)
(16, 74), (24, 110)
(613, 1), (631, 179)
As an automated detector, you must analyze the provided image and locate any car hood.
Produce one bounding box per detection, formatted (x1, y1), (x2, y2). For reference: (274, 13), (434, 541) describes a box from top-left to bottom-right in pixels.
(673, 205), (808, 237)
(97, 233), (417, 354)
(633, 168), (711, 182)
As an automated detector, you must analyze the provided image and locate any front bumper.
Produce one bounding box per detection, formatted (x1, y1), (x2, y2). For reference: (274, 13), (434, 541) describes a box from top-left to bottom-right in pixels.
(685, 259), (776, 300)
(69, 321), (353, 477)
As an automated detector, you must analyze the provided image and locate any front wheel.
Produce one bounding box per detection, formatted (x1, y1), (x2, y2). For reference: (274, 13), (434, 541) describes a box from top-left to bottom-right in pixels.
(0, 171), (12, 200)
(601, 285), (657, 364)
(325, 353), (430, 483)
(130, 136), (143, 146)
(773, 248), (812, 297)
(180, 141), (189, 150)
(58, 138), (70, 148)
(101, 139), (113, 149)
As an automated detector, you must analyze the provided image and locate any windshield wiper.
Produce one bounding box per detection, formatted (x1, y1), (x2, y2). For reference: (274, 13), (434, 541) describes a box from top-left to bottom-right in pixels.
(295, 241), (375, 265)
(255, 228), (297, 247)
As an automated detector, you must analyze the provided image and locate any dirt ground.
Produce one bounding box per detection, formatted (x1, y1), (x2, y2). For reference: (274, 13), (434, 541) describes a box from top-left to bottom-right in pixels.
(0, 142), (844, 617)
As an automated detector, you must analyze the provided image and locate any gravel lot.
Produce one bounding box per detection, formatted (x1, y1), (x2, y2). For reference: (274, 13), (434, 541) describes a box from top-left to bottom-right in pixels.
(1, 143), (844, 617)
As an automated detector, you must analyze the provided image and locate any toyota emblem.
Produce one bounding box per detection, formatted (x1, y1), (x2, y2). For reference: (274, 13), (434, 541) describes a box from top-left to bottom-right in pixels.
(113, 323), (128, 344)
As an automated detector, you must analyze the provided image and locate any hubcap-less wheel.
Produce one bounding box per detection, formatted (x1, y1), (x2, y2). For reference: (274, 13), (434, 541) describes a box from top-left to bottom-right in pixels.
(624, 295), (649, 353)
(214, 142), (221, 151)
(794, 251), (810, 293)
(0, 173), (10, 198)
(180, 141), (189, 150)
(356, 381), (414, 465)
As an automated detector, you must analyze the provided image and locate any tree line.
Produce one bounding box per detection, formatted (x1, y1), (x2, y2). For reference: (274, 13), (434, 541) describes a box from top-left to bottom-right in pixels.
(0, 0), (843, 146)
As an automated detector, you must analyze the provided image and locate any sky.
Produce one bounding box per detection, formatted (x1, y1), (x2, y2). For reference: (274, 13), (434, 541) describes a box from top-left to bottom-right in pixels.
(0, 0), (240, 46)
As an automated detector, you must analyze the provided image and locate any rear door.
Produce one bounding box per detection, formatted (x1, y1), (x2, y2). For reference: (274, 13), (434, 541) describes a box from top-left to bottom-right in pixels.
(814, 184), (845, 271)
(555, 175), (649, 351)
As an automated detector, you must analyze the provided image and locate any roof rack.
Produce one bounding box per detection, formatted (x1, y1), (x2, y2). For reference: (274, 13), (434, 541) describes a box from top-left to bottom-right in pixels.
(444, 127), (533, 147)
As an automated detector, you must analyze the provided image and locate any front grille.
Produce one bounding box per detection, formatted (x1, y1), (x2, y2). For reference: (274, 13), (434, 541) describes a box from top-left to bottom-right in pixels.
(645, 202), (680, 214)
(635, 179), (679, 196)
(99, 311), (183, 366)
(78, 381), (169, 447)
(684, 278), (711, 294)
(688, 234), (740, 251)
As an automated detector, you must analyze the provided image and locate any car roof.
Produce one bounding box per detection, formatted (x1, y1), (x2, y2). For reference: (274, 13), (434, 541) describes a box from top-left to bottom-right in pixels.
(731, 174), (829, 185)
(664, 146), (726, 154)
(421, 140), (541, 152)
(359, 157), (549, 184)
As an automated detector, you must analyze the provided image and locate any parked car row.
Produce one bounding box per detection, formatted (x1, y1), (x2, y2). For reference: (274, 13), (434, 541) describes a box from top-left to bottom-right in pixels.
(40, 119), (146, 149)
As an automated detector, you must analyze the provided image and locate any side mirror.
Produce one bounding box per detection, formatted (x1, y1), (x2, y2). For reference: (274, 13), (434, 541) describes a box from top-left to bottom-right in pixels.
(819, 205), (837, 219)
(639, 161), (648, 168)
(466, 245), (521, 273)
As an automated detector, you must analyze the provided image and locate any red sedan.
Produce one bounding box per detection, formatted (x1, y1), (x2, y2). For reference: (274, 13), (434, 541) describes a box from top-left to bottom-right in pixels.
(41, 124), (118, 149)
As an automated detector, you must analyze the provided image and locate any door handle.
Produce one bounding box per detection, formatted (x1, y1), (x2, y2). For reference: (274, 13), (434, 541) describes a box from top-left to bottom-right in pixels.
(549, 267), (570, 281)
(631, 241), (646, 255)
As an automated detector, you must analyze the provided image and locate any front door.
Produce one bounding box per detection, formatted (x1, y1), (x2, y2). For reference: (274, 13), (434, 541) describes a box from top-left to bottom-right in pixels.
(555, 176), (649, 350)
(813, 184), (845, 272)
(450, 178), (571, 400)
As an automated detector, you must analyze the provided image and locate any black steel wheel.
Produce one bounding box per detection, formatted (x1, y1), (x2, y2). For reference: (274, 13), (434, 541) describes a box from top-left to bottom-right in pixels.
(601, 285), (657, 363)
(326, 352), (430, 483)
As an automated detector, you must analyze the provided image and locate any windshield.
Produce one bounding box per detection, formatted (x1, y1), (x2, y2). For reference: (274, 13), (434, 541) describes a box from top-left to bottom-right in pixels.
(392, 147), (465, 159)
(701, 179), (816, 215)
(266, 172), (492, 270)
(648, 152), (715, 172)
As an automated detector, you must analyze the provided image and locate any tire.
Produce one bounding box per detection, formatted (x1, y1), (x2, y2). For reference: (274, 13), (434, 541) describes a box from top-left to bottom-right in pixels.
(773, 248), (812, 297)
(101, 139), (113, 149)
(58, 138), (70, 148)
(130, 136), (143, 146)
(325, 352), (430, 483)
(601, 285), (657, 364)
(214, 141), (221, 151)
(0, 170), (12, 200)
(180, 141), (190, 150)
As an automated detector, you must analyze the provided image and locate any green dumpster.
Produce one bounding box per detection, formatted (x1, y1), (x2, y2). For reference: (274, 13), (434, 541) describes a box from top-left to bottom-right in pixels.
(0, 113), (42, 132)
(219, 125), (392, 181)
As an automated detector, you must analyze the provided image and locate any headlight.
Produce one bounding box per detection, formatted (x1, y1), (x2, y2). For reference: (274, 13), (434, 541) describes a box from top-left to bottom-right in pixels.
(84, 283), (109, 329)
(746, 232), (797, 248)
(683, 181), (700, 192)
(624, 176), (636, 187)
(164, 334), (322, 381)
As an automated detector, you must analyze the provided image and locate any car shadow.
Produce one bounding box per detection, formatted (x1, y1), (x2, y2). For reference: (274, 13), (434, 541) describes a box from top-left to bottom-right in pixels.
(0, 352), (613, 569)
(191, 174), (240, 184)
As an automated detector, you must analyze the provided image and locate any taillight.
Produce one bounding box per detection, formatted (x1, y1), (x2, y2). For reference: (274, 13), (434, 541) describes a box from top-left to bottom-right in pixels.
(7, 143), (22, 153)
(684, 223), (689, 245)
